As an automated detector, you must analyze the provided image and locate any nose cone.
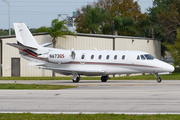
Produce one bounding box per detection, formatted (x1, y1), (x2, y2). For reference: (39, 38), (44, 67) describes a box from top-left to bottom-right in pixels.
(168, 64), (175, 72)
(163, 63), (175, 73)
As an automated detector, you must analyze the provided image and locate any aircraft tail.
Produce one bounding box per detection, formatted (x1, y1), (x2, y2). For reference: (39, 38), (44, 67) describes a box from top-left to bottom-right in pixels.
(13, 23), (40, 49)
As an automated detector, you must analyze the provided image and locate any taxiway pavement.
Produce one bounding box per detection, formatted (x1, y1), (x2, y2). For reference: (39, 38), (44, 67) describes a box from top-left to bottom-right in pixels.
(0, 80), (180, 114)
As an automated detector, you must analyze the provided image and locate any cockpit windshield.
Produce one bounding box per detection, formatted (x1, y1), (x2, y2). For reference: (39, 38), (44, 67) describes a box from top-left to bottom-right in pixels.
(144, 54), (154, 60)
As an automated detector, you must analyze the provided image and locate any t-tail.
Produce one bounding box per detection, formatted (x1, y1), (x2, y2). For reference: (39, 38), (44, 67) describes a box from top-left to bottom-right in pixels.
(7, 23), (41, 50)
(7, 23), (52, 65)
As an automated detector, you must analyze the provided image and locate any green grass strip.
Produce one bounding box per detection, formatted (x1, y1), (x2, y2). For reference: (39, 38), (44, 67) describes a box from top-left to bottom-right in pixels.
(0, 72), (180, 80)
(0, 113), (180, 120)
(0, 84), (77, 90)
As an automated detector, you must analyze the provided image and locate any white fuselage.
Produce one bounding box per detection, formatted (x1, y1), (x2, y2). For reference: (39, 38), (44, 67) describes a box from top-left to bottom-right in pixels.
(38, 49), (174, 76)
(9, 23), (174, 83)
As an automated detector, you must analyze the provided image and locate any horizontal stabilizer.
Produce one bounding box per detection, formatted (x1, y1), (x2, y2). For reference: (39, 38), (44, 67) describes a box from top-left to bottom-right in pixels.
(6, 43), (37, 50)
(40, 42), (53, 47)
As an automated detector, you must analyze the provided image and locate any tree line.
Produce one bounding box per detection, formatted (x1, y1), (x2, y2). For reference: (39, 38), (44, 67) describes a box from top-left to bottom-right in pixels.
(1, 0), (178, 45)
(1, 0), (180, 63)
(0, 28), (38, 36)
(74, 0), (180, 59)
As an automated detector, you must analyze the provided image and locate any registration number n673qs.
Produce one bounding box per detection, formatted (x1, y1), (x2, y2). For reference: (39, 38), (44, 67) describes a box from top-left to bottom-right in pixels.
(49, 54), (64, 58)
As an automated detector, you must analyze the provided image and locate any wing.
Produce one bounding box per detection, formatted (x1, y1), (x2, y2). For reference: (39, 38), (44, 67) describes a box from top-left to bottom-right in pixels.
(28, 62), (46, 66)
(43, 67), (106, 76)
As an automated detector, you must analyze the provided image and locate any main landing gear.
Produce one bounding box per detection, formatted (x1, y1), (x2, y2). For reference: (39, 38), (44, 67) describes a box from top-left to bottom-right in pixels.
(154, 73), (162, 83)
(72, 73), (81, 83)
(101, 75), (109, 82)
(73, 76), (81, 83)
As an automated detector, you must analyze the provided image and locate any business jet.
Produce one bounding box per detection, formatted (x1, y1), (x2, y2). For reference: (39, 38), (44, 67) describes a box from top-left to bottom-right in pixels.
(7, 23), (174, 83)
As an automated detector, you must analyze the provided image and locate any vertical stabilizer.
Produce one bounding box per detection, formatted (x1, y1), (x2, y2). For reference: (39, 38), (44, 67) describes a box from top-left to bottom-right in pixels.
(14, 23), (40, 49)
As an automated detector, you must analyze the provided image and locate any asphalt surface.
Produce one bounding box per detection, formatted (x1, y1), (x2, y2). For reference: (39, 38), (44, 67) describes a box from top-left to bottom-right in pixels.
(0, 80), (180, 114)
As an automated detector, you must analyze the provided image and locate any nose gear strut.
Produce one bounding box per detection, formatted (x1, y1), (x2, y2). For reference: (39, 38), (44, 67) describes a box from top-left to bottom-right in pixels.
(154, 72), (162, 83)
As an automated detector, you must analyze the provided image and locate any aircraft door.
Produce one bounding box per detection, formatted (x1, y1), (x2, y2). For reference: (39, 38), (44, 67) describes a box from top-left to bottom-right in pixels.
(80, 53), (86, 64)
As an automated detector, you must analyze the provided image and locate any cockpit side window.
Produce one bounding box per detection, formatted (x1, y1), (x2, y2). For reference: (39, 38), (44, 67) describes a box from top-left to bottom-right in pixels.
(144, 54), (154, 60)
(137, 55), (140, 60)
(141, 55), (145, 60)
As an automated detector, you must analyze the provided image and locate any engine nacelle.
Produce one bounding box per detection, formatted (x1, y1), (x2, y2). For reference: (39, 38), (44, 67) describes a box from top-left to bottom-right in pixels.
(47, 50), (75, 63)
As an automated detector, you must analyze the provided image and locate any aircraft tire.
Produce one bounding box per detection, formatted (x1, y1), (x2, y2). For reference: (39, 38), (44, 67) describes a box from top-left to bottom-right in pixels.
(101, 76), (108, 82)
(157, 77), (161, 83)
(72, 77), (80, 83)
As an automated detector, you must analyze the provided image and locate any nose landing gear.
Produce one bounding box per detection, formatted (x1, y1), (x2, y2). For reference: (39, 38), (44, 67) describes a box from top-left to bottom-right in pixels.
(157, 77), (162, 83)
(154, 73), (162, 83)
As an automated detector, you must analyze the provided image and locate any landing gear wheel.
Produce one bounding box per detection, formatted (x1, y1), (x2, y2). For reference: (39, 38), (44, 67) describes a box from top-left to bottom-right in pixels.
(154, 73), (162, 83)
(157, 77), (161, 83)
(72, 77), (80, 83)
(101, 76), (109, 82)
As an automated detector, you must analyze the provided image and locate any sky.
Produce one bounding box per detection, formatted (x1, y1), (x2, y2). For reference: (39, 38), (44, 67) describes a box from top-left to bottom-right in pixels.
(0, 0), (153, 29)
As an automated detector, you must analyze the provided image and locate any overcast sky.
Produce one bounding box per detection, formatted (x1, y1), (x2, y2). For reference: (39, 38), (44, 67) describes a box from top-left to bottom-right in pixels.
(0, 0), (153, 29)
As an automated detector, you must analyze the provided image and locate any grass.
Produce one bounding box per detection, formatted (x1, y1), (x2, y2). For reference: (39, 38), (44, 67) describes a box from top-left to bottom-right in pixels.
(0, 72), (180, 80)
(0, 84), (77, 90)
(0, 113), (179, 120)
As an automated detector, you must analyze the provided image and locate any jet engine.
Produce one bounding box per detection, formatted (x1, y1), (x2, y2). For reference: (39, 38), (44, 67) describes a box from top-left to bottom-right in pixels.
(39, 50), (76, 63)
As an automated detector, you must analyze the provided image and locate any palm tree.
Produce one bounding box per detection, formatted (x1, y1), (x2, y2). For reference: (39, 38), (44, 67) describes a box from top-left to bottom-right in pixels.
(85, 5), (110, 34)
(37, 19), (76, 48)
(37, 19), (76, 77)
(114, 16), (136, 36)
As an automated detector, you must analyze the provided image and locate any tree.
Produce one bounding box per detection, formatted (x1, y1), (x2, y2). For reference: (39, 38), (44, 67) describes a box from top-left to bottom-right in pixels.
(136, 19), (166, 57)
(114, 16), (136, 36)
(97, 0), (146, 23)
(147, 0), (177, 44)
(157, 0), (180, 44)
(74, 5), (110, 34)
(147, 0), (174, 24)
(37, 19), (76, 48)
(29, 28), (38, 33)
(166, 28), (180, 66)
(0, 28), (15, 36)
(74, 0), (147, 35)
(136, 19), (163, 39)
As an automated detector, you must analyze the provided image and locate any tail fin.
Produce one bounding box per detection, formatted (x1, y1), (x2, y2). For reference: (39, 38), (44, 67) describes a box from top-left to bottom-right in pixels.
(14, 23), (40, 49)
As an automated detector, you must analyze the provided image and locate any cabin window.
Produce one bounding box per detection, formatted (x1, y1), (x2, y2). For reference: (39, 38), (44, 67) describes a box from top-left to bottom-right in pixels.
(144, 54), (154, 60)
(91, 55), (94, 59)
(98, 55), (102, 59)
(106, 55), (110, 59)
(141, 55), (145, 60)
(114, 55), (117, 60)
(81, 55), (85, 59)
(137, 55), (140, 60)
(122, 55), (125, 60)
